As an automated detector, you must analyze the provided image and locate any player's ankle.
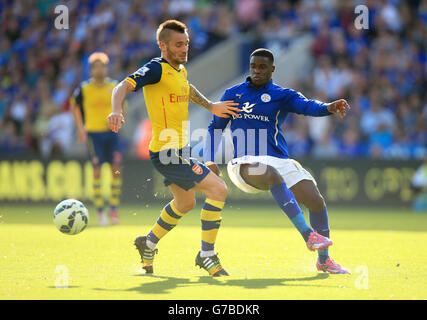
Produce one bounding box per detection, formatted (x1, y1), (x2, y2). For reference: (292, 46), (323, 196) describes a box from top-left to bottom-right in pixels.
(200, 250), (216, 257)
(145, 237), (157, 250)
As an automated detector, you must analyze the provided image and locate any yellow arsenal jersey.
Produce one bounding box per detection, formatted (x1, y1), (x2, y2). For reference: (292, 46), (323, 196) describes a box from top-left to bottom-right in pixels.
(71, 78), (117, 132)
(124, 57), (190, 152)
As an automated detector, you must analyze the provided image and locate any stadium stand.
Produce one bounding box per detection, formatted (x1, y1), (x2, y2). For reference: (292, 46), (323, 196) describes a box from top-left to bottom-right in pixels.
(0, 0), (425, 159)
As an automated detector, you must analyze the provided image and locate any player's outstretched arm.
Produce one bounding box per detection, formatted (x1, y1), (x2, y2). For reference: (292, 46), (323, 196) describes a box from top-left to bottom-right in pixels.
(287, 90), (350, 118)
(189, 84), (240, 118)
(108, 81), (133, 133)
(326, 99), (351, 119)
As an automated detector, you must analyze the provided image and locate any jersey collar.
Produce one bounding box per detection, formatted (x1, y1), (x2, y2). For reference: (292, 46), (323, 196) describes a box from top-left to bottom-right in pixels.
(245, 76), (273, 90)
(89, 77), (109, 86)
(160, 57), (183, 72)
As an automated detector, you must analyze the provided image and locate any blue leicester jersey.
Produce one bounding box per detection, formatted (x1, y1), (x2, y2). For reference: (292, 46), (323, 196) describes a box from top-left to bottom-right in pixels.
(203, 77), (332, 162)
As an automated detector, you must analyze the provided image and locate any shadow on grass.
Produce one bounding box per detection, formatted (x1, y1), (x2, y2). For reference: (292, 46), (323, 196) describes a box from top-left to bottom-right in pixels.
(93, 273), (332, 295)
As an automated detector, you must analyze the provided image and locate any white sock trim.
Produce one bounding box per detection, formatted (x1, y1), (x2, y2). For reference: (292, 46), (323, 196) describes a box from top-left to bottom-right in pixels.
(146, 239), (157, 250)
(200, 250), (215, 257)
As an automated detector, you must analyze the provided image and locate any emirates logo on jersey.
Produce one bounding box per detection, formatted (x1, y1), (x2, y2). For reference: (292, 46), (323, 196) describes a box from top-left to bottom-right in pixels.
(192, 164), (203, 175)
(169, 93), (189, 103)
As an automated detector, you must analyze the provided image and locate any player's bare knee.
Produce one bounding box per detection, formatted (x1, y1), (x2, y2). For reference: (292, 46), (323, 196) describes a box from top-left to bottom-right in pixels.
(182, 200), (196, 213)
(174, 198), (196, 213)
(207, 178), (227, 201)
(215, 179), (227, 201)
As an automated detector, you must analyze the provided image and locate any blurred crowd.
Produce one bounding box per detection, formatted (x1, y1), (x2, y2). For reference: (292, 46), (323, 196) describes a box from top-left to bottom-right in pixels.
(270, 0), (426, 159)
(0, 0), (235, 157)
(0, 0), (425, 159)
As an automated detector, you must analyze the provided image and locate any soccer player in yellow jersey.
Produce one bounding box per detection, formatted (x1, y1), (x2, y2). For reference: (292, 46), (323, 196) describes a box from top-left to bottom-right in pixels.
(108, 20), (240, 276)
(70, 52), (122, 227)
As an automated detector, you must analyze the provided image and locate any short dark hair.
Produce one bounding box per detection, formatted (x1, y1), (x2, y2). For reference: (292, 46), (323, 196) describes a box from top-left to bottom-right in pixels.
(250, 48), (274, 64)
(156, 20), (187, 43)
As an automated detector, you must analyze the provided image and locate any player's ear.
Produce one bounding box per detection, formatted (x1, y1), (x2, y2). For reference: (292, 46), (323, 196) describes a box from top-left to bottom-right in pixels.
(271, 65), (275, 73)
(158, 41), (166, 52)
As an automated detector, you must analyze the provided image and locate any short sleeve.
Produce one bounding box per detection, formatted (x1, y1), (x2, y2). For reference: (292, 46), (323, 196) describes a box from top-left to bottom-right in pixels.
(71, 84), (83, 107)
(124, 60), (162, 91)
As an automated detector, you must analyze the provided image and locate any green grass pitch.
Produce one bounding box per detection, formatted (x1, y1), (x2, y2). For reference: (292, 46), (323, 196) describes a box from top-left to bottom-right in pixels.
(1, 203), (426, 300)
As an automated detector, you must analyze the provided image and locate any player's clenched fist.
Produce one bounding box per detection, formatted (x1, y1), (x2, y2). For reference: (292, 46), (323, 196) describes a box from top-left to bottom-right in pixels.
(108, 112), (125, 133)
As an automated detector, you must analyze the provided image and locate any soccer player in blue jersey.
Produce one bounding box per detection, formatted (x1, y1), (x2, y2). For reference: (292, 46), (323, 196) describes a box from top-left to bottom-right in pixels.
(204, 48), (351, 274)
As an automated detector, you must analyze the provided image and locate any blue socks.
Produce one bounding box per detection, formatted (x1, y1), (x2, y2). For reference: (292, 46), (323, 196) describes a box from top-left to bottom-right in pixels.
(270, 182), (313, 242)
(309, 207), (330, 264)
(271, 182), (332, 263)
(290, 214), (313, 242)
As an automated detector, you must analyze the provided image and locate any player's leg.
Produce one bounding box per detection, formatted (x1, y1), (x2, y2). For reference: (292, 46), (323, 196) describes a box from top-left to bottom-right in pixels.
(87, 133), (107, 226)
(193, 171), (229, 276)
(146, 184), (195, 249)
(290, 180), (329, 261)
(141, 148), (227, 276)
(92, 163), (104, 215)
(194, 171), (227, 256)
(107, 132), (122, 225)
(239, 163), (332, 251)
(135, 184), (195, 274)
(290, 180), (349, 274)
(109, 160), (121, 224)
(290, 180), (328, 238)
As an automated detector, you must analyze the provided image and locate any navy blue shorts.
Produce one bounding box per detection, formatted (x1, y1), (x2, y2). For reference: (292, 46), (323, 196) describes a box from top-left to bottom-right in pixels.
(150, 147), (210, 191)
(87, 131), (122, 165)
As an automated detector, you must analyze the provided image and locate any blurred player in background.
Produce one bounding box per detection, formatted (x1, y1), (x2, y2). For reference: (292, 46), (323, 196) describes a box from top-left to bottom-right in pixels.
(70, 52), (122, 226)
(205, 49), (351, 274)
(411, 157), (427, 212)
(108, 20), (240, 276)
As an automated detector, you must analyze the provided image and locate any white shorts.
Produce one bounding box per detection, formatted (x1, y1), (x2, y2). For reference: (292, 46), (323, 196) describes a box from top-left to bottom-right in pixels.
(227, 155), (316, 194)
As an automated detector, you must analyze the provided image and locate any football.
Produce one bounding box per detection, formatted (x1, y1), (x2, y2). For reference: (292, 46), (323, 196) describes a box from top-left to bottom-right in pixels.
(53, 199), (89, 235)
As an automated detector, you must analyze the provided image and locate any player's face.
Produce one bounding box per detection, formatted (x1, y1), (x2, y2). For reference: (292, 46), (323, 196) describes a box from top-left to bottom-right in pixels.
(249, 56), (275, 87)
(91, 61), (107, 79)
(163, 31), (189, 66)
